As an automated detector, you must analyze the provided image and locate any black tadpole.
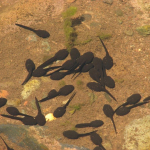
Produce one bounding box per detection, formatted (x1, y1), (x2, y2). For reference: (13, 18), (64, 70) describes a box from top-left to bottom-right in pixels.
(53, 92), (76, 118)
(35, 97), (46, 126)
(103, 104), (117, 134)
(63, 130), (98, 139)
(45, 59), (78, 76)
(1, 114), (37, 125)
(22, 59), (35, 85)
(115, 101), (148, 116)
(75, 120), (104, 128)
(114, 93), (141, 113)
(0, 98), (7, 108)
(6, 106), (31, 117)
(57, 85), (74, 96)
(98, 37), (113, 70)
(15, 23), (50, 38)
(39, 89), (58, 102)
(70, 47), (80, 60)
(90, 131), (103, 146)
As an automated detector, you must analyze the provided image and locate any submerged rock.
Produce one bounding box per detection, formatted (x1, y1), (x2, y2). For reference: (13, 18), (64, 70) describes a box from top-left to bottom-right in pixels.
(123, 115), (150, 150)
(0, 124), (90, 150)
(21, 79), (41, 99)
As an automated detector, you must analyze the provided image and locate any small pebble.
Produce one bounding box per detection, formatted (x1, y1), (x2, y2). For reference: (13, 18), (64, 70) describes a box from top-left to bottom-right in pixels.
(124, 30), (133, 36)
(81, 14), (92, 22)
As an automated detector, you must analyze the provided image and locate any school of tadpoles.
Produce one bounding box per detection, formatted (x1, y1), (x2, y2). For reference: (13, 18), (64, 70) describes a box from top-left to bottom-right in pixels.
(0, 23), (150, 150)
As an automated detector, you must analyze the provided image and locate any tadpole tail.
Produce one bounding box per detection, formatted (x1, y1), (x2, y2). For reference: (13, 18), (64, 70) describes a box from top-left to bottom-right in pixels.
(104, 89), (117, 102)
(45, 68), (61, 76)
(73, 72), (82, 80)
(21, 70), (33, 85)
(111, 117), (117, 134)
(15, 23), (34, 32)
(0, 136), (13, 150)
(64, 92), (76, 108)
(1, 114), (22, 121)
(75, 123), (90, 128)
(35, 97), (42, 113)
(129, 101), (148, 109)
(79, 130), (98, 137)
(37, 57), (56, 69)
(98, 37), (109, 55)
(39, 97), (49, 102)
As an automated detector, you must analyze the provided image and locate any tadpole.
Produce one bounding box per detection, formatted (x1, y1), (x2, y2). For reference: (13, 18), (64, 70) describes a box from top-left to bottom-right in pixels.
(63, 130), (97, 139)
(75, 120), (104, 128)
(103, 104), (117, 134)
(15, 23), (50, 38)
(98, 37), (113, 70)
(22, 59), (35, 85)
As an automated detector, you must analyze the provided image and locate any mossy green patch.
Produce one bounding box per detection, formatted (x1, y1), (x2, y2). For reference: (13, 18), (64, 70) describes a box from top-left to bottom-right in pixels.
(69, 103), (84, 115)
(97, 33), (112, 40)
(60, 121), (71, 126)
(75, 38), (92, 45)
(58, 80), (66, 87)
(136, 25), (150, 36)
(76, 80), (84, 86)
(71, 126), (77, 131)
(115, 9), (123, 16)
(62, 6), (78, 52)
(62, 6), (77, 19)
(114, 78), (124, 83)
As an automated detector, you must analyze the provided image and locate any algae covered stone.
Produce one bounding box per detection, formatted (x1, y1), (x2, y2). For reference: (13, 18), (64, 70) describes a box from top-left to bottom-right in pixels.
(21, 79), (41, 99)
(136, 25), (150, 36)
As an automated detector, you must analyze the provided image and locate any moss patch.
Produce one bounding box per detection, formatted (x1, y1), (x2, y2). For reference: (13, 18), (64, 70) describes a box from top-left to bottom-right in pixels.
(136, 25), (150, 36)
(62, 6), (78, 52)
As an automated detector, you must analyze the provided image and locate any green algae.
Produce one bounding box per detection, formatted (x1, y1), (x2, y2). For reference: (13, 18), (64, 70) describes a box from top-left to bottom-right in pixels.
(136, 25), (150, 36)
(76, 80), (84, 89)
(58, 80), (66, 87)
(88, 92), (97, 105)
(60, 121), (71, 126)
(75, 38), (92, 45)
(115, 9), (123, 16)
(71, 126), (77, 131)
(97, 33), (112, 40)
(62, 6), (78, 52)
(62, 6), (77, 19)
(70, 103), (82, 110)
(69, 103), (84, 115)
(114, 78), (124, 83)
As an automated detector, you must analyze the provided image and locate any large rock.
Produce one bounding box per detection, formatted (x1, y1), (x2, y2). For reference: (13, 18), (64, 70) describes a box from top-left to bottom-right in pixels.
(123, 115), (150, 150)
